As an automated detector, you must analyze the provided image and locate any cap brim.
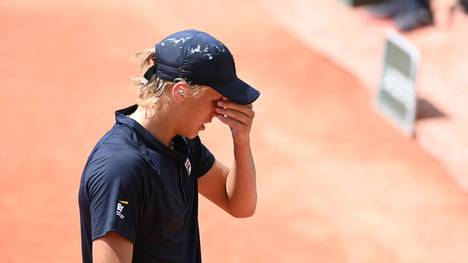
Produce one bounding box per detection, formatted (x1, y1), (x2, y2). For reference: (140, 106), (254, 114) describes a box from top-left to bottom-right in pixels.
(212, 77), (260, 105)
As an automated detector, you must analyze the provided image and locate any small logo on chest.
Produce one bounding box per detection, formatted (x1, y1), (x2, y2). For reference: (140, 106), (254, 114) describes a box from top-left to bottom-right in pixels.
(116, 200), (128, 219)
(184, 158), (192, 176)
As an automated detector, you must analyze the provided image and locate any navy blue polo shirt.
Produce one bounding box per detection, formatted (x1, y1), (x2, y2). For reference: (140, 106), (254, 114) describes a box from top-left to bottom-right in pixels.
(78, 105), (215, 263)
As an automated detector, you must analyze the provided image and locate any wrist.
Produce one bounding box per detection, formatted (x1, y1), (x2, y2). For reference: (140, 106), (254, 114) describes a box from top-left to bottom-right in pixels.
(233, 137), (250, 147)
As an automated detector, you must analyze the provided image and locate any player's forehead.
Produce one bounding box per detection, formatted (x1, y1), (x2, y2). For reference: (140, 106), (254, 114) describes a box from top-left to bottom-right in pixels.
(199, 85), (223, 100)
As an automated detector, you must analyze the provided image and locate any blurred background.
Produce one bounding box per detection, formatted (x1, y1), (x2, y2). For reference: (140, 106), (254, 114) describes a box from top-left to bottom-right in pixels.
(1, 0), (468, 262)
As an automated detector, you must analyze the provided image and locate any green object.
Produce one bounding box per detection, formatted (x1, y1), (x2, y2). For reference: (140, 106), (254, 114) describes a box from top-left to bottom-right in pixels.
(340, 0), (384, 7)
(377, 30), (420, 136)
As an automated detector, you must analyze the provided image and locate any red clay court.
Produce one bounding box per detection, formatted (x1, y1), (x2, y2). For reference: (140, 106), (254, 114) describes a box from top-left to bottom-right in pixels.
(1, 1), (468, 262)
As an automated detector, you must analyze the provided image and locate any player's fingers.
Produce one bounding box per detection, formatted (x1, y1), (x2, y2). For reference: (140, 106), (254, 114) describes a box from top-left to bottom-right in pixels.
(215, 113), (245, 129)
(215, 107), (251, 125)
(217, 100), (255, 118)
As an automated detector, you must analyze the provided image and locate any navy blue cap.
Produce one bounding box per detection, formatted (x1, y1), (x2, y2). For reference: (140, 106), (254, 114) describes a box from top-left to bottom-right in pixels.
(148, 29), (260, 105)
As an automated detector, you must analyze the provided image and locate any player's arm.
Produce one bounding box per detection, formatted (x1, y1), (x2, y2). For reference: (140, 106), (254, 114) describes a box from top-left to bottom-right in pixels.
(198, 99), (257, 218)
(93, 232), (133, 263)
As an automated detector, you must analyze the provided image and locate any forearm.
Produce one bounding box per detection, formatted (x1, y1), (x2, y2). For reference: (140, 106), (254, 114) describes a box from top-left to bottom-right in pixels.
(214, 98), (257, 217)
(226, 141), (257, 217)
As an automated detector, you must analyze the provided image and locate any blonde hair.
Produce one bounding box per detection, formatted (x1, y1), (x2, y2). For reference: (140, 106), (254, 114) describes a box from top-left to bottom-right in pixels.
(131, 48), (200, 117)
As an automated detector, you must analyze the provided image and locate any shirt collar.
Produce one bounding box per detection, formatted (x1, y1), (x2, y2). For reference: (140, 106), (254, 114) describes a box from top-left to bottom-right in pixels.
(115, 105), (187, 160)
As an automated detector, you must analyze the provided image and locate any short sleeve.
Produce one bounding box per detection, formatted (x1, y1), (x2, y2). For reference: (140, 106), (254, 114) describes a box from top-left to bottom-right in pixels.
(192, 137), (215, 178)
(85, 150), (145, 243)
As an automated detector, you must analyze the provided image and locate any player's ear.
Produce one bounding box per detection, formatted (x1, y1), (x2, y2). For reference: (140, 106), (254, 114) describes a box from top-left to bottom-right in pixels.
(172, 82), (189, 102)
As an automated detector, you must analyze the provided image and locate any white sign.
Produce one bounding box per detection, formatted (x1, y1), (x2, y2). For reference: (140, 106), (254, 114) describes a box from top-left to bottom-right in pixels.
(377, 30), (420, 136)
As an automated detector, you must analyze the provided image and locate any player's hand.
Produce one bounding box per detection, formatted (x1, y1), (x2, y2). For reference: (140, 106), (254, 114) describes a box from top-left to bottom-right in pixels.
(215, 97), (255, 145)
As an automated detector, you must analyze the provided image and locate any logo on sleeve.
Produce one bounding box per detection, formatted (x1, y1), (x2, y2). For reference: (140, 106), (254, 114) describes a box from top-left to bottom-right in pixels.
(184, 158), (192, 176)
(116, 200), (128, 219)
